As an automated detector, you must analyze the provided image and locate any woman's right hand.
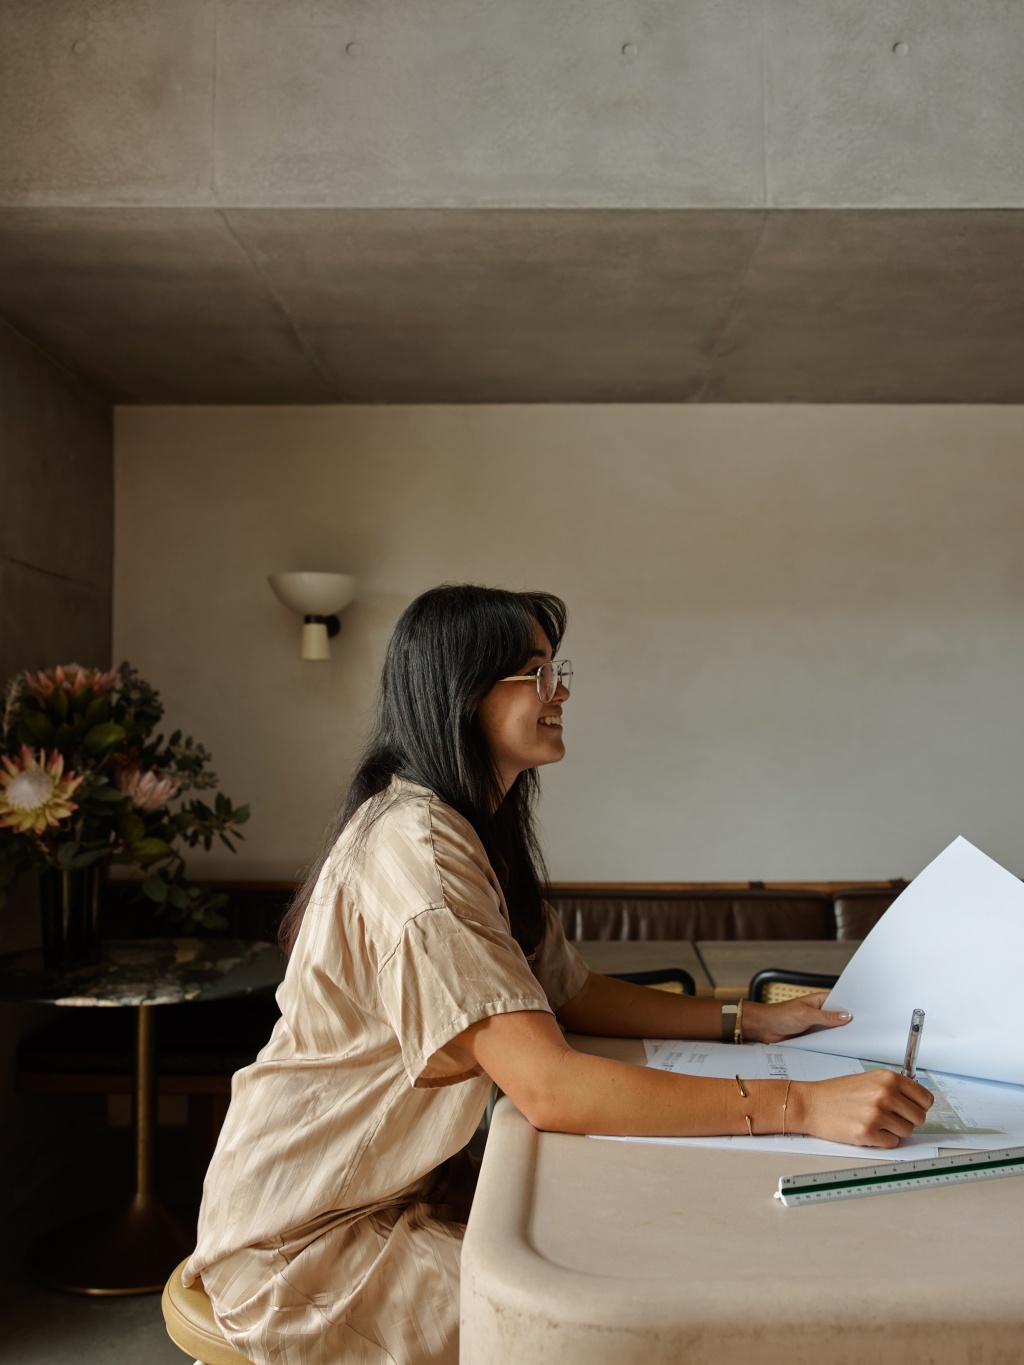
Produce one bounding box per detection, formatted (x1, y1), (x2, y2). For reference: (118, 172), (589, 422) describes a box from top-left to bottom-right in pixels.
(790, 1070), (934, 1148)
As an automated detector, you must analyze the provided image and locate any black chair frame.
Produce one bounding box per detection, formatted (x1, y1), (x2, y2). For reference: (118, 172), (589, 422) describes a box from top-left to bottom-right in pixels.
(748, 969), (839, 1002)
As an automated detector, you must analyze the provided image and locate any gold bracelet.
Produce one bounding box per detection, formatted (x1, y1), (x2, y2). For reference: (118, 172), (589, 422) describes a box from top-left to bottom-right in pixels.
(782, 1078), (793, 1136)
(734, 997), (744, 1046)
(735, 1075), (753, 1134)
(721, 1003), (738, 1043)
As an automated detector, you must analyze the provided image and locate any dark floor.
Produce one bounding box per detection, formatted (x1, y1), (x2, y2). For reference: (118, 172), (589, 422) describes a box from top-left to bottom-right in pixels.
(0, 1109), (203, 1364)
(0, 1273), (187, 1365)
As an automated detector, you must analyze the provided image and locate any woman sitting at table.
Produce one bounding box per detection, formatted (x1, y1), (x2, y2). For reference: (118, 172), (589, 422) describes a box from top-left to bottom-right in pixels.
(184, 583), (932, 1365)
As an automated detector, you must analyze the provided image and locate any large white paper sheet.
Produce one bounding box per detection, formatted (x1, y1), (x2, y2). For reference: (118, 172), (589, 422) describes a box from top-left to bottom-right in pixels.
(590, 1133), (942, 1161)
(785, 836), (1024, 1084)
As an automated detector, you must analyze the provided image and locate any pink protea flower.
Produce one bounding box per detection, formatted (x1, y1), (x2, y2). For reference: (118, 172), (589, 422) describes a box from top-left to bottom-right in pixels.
(23, 664), (118, 699)
(116, 767), (181, 813)
(0, 747), (84, 834)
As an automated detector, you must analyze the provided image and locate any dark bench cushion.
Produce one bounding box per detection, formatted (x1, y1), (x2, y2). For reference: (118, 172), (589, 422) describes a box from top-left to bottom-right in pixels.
(549, 889), (835, 941)
(832, 887), (906, 940)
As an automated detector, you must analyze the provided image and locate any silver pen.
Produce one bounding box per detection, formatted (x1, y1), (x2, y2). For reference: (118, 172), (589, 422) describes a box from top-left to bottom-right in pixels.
(901, 1008), (925, 1078)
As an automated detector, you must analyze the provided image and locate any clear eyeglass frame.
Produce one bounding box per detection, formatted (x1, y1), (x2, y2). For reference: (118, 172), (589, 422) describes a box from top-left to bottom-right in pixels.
(498, 659), (572, 703)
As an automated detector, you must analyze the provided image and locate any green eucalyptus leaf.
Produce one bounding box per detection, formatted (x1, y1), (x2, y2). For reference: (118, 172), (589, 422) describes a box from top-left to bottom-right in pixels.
(233, 804), (250, 825)
(202, 910), (229, 931)
(84, 696), (110, 727)
(83, 721), (127, 755)
(142, 875), (168, 904)
(88, 783), (126, 803)
(205, 892), (229, 913)
(121, 813), (145, 842)
(21, 711), (54, 746)
(56, 842), (80, 868)
(49, 687), (69, 723)
(130, 837), (173, 866)
(53, 723), (76, 750)
(70, 848), (108, 869)
(168, 884), (188, 910)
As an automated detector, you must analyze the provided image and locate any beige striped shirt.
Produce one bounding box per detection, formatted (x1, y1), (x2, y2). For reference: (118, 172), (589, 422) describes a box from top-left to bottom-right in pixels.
(185, 778), (588, 1365)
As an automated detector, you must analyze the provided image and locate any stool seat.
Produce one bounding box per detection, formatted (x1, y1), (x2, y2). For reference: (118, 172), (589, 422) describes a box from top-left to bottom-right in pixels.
(162, 1258), (253, 1365)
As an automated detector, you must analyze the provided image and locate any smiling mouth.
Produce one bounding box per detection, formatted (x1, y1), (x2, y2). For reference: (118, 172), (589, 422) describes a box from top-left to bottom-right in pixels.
(538, 716), (562, 728)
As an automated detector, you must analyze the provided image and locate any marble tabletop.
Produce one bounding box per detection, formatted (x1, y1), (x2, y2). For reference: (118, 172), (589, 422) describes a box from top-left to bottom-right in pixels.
(0, 938), (286, 1007)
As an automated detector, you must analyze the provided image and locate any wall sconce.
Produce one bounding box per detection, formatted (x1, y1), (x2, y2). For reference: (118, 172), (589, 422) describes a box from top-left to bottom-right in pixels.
(268, 572), (357, 660)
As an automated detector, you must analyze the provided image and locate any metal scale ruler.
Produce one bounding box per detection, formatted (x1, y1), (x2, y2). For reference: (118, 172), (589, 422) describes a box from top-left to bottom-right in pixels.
(774, 1144), (1024, 1207)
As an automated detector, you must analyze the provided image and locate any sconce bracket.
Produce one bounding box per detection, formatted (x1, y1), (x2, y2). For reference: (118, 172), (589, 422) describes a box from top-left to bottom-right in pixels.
(305, 613), (341, 638)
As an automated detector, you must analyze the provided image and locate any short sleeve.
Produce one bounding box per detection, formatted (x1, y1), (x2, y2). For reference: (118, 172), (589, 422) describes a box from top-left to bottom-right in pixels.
(377, 905), (554, 1087)
(529, 903), (591, 1010)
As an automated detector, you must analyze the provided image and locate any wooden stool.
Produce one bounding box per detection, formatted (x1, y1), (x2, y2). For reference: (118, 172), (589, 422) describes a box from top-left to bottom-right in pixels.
(161, 1258), (253, 1365)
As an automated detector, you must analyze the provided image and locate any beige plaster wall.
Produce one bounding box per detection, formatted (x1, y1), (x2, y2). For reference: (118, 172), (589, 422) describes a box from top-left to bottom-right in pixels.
(114, 405), (1024, 885)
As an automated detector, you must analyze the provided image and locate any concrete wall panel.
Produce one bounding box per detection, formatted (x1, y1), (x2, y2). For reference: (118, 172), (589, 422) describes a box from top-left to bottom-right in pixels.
(0, 321), (112, 587)
(0, 0), (215, 207)
(0, 560), (111, 682)
(1, 2), (1023, 210)
(765, 1), (1024, 208)
(0, 318), (112, 1220)
(214, 0), (765, 208)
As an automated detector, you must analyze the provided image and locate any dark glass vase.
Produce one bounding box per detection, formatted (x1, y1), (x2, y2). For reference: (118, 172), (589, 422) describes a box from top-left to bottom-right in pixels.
(39, 865), (103, 971)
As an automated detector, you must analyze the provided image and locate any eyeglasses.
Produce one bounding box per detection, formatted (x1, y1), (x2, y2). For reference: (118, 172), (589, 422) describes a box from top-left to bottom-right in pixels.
(498, 659), (573, 703)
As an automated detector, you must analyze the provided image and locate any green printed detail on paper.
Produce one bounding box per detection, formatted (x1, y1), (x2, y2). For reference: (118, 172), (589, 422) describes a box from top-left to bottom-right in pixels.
(864, 1064), (1004, 1136)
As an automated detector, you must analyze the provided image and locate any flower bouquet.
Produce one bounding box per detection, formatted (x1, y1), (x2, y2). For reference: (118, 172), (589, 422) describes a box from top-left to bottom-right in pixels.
(0, 663), (249, 965)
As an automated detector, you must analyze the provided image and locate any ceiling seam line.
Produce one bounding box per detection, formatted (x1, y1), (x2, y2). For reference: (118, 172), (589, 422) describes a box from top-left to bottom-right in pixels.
(0, 312), (111, 402)
(1, 556), (108, 589)
(216, 209), (344, 399)
(691, 212), (767, 403)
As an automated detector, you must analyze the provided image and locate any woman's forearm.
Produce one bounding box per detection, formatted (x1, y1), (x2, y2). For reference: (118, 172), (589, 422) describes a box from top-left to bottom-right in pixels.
(538, 1046), (791, 1137)
(554, 971), (837, 1047)
(556, 970), (726, 1040)
(458, 1008), (933, 1148)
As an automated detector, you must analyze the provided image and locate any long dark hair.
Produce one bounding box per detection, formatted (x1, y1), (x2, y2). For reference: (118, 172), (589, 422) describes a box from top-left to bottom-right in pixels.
(278, 583), (568, 957)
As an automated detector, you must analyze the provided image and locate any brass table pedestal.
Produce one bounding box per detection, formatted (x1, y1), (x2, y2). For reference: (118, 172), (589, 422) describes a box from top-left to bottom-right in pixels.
(26, 1002), (194, 1295)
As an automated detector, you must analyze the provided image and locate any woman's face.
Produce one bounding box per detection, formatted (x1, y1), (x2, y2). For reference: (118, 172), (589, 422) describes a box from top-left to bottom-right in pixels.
(477, 620), (569, 796)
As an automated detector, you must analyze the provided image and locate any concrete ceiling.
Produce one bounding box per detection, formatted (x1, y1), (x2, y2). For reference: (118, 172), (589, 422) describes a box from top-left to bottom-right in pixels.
(2, 3), (1023, 403)
(0, 207), (1022, 403)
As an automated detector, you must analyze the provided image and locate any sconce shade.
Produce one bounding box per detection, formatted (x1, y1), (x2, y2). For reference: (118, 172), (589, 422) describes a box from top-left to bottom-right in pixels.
(268, 572), (357, 616)
(269, 572), (357, 661)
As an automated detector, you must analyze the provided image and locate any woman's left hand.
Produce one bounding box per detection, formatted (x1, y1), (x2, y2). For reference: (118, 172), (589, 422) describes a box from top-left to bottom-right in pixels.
(742, 992), (852, 1045)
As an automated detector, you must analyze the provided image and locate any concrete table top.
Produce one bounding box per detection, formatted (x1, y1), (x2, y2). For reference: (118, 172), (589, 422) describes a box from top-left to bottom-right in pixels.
(573, 940), (713, 996)
(696, 938), (862, 1001)
(462, 1034), (1024, 1365)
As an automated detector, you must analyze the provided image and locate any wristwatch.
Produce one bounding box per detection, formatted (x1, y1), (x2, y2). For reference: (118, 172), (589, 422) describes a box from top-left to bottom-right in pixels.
(721, 1003), (739, 1044)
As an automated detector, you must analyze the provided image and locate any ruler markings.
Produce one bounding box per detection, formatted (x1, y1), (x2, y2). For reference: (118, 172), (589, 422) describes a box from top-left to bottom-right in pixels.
(776, 1145), (1024, 1206)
